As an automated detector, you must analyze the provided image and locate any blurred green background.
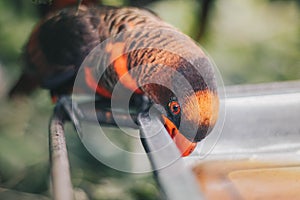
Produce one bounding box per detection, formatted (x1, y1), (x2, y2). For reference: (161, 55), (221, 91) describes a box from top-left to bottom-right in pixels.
(0, 0), (299, 199)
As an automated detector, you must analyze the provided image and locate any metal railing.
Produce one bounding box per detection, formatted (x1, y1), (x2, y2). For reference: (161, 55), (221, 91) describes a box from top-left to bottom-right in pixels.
(48, 80), (300, 200)
(48, 97), (204, 200)
(49, 105), (73, 200)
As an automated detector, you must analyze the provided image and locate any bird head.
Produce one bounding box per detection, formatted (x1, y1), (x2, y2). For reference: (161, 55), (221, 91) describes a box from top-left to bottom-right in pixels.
(161, 88), (219, 156)
(137, 54), (220, 157)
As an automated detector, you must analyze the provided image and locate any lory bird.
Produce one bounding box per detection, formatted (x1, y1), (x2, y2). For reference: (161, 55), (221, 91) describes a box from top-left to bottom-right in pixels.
(9, 5), (219, 156)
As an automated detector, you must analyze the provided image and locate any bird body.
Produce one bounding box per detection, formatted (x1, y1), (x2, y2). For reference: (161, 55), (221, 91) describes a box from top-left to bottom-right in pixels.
(9, 4), (219, 156)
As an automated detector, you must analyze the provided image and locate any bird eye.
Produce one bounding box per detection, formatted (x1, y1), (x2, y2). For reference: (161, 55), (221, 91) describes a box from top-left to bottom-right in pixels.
(169, 101), (181, 115)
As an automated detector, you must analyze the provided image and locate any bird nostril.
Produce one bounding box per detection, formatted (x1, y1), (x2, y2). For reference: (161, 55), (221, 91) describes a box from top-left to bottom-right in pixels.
(162, 115), (178, 138)
(164, 124), (177, 138)
(170, 128), (177, 138)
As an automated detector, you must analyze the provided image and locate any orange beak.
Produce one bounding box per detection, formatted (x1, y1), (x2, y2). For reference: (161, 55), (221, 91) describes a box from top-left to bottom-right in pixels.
(162, 116), (197, 157)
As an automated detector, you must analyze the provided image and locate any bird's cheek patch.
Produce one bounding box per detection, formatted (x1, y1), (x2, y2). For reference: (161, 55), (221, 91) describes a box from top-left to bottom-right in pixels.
(182, 89), (219, 128)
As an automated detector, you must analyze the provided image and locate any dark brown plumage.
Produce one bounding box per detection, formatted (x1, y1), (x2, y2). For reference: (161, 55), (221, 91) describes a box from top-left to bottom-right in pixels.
(9, 5), (219, 156)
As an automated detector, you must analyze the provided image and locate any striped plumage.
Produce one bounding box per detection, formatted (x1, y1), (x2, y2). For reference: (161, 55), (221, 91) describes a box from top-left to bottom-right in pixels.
(9, 5), (219, 156)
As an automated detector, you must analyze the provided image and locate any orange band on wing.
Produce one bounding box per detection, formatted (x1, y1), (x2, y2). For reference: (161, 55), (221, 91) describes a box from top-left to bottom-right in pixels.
(113, 55), (143, 94)
(84, 67), (112, 98)
(106, 42), (143, 94)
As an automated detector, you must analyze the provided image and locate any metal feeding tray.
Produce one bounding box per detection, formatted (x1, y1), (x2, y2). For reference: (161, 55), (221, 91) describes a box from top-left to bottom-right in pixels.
(49, 80), (300, 200)
(187, 80), (300, 199)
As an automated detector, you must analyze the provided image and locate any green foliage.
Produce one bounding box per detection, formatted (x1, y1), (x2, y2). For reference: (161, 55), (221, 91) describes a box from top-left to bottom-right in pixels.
(0, 1), (37, 67)
(204, 0), (300, 85)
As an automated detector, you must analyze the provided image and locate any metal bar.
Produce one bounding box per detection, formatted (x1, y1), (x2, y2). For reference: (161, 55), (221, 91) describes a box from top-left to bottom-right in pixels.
(76, 105), (138, 128)
(194, 81), (300, 159)
(49, 106), (74, 200)
(138, 114), (205, 200)
(225, 80), (300, 97)
(213, 83), (300, 155)
(75, 99), (140, 129)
